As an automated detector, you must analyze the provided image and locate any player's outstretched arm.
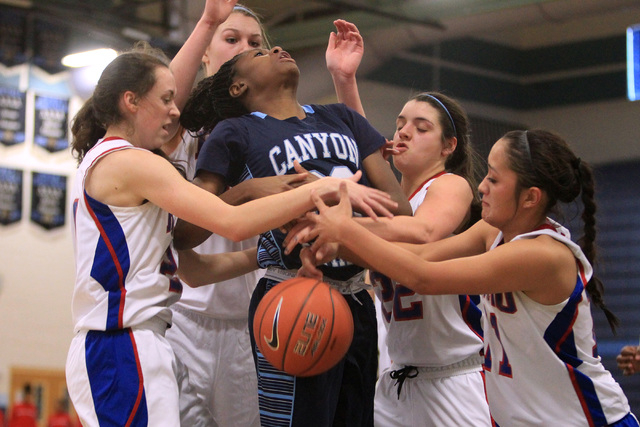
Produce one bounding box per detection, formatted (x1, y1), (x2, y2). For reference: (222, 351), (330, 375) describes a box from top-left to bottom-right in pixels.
(173, 168), (316, 249)
(125, 150), (397, 243)
(170, 0), (237, 112)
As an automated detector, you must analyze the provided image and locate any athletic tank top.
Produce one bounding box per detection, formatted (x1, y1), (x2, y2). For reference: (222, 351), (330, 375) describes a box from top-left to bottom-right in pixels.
(71, 137), (181, 332)
(483, 218), (630, 425)
(371, 172), (484, 366)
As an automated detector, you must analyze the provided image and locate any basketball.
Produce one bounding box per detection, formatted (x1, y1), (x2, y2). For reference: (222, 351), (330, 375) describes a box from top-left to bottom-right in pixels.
(253, 277), (354, 377)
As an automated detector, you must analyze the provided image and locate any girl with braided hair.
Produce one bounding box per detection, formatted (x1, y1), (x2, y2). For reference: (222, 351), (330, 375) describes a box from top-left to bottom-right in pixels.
(175, 45), (411, 426)
(293, 129), (638, 426)
(65, 33), (398, 427)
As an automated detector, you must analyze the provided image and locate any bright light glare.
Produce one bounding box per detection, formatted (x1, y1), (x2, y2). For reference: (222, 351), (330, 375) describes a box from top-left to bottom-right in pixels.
(62, 48), (118, 68)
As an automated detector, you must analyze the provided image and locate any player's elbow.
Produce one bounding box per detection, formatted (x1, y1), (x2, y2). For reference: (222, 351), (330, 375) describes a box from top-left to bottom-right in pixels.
(412, 228), (434, 245)
(173, 220), (211, 250)
(173, 230), (200, 250)
(393, 198), (413, 217)
(222, 227), (250, 243)
(402, 271), (433, 295)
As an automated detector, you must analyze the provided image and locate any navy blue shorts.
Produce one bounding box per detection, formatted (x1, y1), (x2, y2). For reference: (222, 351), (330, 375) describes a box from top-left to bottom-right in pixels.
(248, 277), (377, 427)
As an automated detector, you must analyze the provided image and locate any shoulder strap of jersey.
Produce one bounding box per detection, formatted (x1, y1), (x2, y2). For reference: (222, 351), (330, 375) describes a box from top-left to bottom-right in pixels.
(80, 137), (138, 185)
(511, 218), (593, 284)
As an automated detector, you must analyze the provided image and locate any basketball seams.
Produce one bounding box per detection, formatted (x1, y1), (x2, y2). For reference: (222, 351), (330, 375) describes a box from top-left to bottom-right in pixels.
(282, 279), (324, 372)
(298, 286), (337, 376)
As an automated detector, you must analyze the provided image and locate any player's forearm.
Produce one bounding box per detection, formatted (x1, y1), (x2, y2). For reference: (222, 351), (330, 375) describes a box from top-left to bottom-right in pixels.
(354, 216), (438, 244)
(225, 186), (321, 242)
(332, 74), (365, 117)
(218, 182), (254, 205)
(178, 247), (258, 287)
(173, 219), (213, 250)
(337, 219), (428, 291)
(170, 16), (220, 111)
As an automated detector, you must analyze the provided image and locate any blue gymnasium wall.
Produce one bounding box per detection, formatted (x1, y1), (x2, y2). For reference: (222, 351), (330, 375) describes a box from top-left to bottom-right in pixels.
(589, 160), (640, 414)
(372, 34), (640, 413)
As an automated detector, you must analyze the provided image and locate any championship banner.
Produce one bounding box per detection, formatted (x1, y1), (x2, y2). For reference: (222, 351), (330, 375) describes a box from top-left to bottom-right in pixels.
(34, 95), (69, 153)
(30, 171), (66, 230)
(0, 86), (26, 147)
(0, 166), (23, 225)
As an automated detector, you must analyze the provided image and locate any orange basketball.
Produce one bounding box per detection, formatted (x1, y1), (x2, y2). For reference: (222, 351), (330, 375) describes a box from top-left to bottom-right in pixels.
(253, 277), (354, 377)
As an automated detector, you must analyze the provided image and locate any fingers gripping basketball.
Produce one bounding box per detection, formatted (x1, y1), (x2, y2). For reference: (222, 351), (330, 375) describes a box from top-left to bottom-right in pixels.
(253, 277), (354, 377)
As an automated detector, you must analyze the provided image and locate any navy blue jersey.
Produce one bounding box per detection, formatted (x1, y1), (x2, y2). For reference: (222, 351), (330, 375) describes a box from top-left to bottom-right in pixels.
(196, 103), (385, 280)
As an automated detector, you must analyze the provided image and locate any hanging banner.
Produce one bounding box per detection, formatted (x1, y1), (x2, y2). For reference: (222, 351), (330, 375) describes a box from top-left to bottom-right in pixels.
(30, 172), (66, 230)
(0, 86), (26, 147)
(34, 95), (69, 153)
(0, 166), (23, 225)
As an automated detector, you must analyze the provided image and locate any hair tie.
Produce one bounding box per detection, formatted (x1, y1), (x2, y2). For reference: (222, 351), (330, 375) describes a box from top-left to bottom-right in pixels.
(423, 94), (457, 137)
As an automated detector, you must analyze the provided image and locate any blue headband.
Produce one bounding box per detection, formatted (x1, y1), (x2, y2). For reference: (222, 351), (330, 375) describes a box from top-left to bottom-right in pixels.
(233, 4), (258, 19)
(423, 94), (457, 137)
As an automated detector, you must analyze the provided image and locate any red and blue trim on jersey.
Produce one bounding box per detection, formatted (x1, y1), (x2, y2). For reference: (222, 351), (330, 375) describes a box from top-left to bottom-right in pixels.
(543, 270), (605, 426)
(459, 294), (484, 341)
(84, 190), (130, 330)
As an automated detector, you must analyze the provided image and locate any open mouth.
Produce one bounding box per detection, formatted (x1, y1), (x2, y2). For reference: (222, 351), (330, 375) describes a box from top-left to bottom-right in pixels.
(279, 51), (295, 62)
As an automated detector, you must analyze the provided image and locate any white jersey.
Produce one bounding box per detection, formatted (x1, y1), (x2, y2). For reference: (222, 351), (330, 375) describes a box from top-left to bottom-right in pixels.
(169, 132), (262, 319)
(174, 237), (261, 319)
(371, 173), (484, 366)
(71, 137), (181, 331)
(166, 132), (261, 425)
(483, 219), (631, 426)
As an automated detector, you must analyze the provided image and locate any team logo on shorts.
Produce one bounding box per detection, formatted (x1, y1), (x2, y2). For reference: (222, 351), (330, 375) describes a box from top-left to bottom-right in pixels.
(264, 297), (283, 350)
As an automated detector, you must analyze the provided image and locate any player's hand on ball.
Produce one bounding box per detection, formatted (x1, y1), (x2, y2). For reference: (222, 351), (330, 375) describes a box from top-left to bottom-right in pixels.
(296, 247), (324, 280)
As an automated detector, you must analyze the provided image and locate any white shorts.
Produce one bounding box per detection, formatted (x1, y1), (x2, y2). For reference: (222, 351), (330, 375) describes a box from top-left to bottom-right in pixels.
(66, 322), (178, 426)
(375, 297), (392, 375)
(374, 361), (492, 427)
(165, 306), (260, 427)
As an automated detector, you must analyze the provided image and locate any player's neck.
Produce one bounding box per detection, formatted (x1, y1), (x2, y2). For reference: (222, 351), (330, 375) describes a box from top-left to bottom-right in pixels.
(252, 94), (304, 120)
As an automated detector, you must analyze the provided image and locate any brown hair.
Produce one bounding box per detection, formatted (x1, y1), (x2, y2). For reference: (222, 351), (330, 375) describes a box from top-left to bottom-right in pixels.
(503, 129), (618, 333)
(411, 92), (483, 229)
(70, 41), (170, 163)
